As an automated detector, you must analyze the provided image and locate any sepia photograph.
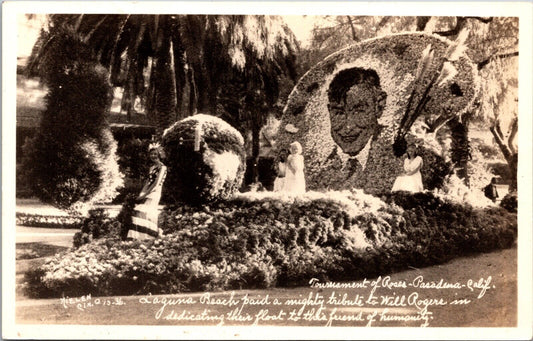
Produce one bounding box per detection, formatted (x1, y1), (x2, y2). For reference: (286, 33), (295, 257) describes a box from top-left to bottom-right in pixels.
(3, 1), (532, 339)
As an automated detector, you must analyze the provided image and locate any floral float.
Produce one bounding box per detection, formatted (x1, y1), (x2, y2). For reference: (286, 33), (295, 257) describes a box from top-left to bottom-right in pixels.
(276, 32), (480, 194)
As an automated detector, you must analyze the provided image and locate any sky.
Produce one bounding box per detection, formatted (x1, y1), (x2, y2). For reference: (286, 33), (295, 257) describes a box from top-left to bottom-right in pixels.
(282, 15), (318, 47)
(17, 14), (47, 59)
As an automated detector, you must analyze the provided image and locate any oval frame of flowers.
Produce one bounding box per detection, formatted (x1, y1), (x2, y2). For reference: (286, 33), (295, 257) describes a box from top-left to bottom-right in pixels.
(276, 32), (480, 194)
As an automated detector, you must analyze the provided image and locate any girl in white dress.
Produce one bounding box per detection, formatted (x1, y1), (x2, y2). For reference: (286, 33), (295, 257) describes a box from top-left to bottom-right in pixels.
(273, 149), (288, 192)
(392, 144), (424, 193)
(283, 141), (306, 194)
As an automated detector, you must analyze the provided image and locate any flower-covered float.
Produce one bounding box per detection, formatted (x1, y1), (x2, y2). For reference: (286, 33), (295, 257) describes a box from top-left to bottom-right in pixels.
(25, 189), (515, 298)
(275, 32), (480, 194)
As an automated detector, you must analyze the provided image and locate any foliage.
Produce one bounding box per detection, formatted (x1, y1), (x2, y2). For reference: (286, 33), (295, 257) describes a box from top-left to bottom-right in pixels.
(161, 114), (246, 205)
(301, 16), (418, 73)
(16, 162), (35, 198)
(420, 17), (518, 189)
(22, 25), (123, 210)
(16, 213), (83, 229)
(110, 137), (152, 203)
(25, 190), (516, 298)
(500, 192), (517, 213)
(114, 193), (138, 240)
(418, 148), (453, 190)
(72, 209), (122, 248)
(116, 138), (151, 180)
(467, 136), (500, 191)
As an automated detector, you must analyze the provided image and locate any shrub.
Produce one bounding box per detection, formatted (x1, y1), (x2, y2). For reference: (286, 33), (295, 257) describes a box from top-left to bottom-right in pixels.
(161, 114), (246, 205)
(72, 208), (122, 248)
(500, 192), (517, 213)
(25, 191), (516, 298)
(21, 26), (123, 210)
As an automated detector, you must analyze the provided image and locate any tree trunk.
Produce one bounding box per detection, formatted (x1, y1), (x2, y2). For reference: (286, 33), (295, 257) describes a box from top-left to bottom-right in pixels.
(187, 66), (198, 116)
(251, 119), (261, 184)
(108, 15), (130, 86)
(346, 16), (358, 41)
(448, 115), (471, 186)
(171, 25), (187, 121)
(120, 57), (133, 121)
(150, 15), (177, 136)
(121, 19), (147, 121)
(490, 121), (518, 191)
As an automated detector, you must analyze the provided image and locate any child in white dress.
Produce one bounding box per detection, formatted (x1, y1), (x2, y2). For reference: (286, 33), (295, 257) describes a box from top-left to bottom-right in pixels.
(392, 144), (424, 193)
(282, 141), (306, 194)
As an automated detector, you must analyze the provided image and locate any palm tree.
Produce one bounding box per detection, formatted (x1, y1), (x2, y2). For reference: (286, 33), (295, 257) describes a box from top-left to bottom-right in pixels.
(28, 14), (298, 131)
(28, 14), (298, 181)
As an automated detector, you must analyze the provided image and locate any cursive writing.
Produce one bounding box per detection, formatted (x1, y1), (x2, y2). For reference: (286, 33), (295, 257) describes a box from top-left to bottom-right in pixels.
(57, 275), (497, 327)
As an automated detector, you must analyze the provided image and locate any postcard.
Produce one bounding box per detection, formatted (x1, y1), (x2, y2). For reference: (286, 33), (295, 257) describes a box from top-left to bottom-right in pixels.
(3, 1), (532, 340)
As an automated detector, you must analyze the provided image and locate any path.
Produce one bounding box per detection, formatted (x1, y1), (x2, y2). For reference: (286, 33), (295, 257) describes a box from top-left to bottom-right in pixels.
(16, 226), (78, 248)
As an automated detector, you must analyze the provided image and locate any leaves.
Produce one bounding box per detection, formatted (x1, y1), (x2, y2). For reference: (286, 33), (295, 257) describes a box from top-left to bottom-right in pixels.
(415, 44), (435, 80)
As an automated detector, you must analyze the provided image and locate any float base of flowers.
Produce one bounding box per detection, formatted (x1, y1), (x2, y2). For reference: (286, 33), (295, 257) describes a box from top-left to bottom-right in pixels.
(25, 190), (516, 298)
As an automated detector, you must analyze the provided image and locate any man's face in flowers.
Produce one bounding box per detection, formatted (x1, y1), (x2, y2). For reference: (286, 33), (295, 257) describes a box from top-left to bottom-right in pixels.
(328, 73), (387, 156)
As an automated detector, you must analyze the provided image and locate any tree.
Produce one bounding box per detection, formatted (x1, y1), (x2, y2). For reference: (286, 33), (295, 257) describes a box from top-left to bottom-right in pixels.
(468, 17), (518, 191)
(419, 16), (518, 189)
(301, 16), (419, 72)
(22, 24), (123, 210)
(28, 14), (298, 182)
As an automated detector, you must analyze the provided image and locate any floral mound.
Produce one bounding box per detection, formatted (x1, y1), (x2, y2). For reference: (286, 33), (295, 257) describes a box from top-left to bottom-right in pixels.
(276, 32), (479, 194)
(25, 191), (516, 298)
(161, 114), (246, 205)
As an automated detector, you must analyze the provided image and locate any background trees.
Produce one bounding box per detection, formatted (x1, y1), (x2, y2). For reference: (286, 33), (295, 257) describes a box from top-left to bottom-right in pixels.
(27, 14), (299, 189)
(29, 15), (298, 132)
(22, 14), (519, 201)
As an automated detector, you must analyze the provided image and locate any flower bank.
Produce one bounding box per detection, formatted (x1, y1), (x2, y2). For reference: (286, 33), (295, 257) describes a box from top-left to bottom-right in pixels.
(25, 191), (515, 298)
(276, 33), (479, 194)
